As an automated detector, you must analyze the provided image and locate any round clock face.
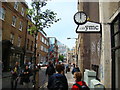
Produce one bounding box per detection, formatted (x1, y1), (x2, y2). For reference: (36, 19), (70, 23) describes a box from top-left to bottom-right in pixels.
(74, 12), (87, 25)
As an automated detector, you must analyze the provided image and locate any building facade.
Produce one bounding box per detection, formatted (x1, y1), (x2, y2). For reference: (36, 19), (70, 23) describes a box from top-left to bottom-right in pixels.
(37, 32), (49, 64)
(77, 0), (120, 88)
(1, 2), (28, 71)
(48, 37), (58, 64)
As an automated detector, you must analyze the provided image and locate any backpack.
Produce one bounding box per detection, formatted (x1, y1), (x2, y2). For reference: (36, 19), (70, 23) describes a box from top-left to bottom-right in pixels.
(73, 83), (90, 90)
(50, 76), (64, 90)
(47, 66), (54, 75)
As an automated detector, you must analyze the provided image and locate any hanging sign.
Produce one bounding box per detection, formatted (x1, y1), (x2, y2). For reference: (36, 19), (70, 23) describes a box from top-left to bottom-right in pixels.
(76, 21), (101, 33)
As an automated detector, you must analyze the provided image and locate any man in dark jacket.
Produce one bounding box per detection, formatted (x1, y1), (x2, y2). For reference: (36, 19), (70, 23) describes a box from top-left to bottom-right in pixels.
(47, 64), (68, 90)
(11, 62), (20, 90)
(23, 65), (31, 88)
(72, 65), (80, 75)
(46, 61), (55, 80)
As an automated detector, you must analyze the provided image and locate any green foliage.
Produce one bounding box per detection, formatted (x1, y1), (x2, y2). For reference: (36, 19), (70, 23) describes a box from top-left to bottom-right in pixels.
(27, 0), (60, 36)
(58, 55), (64, 61)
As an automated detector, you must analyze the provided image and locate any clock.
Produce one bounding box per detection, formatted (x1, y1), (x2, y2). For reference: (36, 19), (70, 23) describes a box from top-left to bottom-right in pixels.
(74, 11), (87, 25)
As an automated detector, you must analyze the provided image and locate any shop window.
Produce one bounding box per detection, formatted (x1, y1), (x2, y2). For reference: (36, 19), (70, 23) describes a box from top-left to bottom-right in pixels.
(0, 7), (5, 20)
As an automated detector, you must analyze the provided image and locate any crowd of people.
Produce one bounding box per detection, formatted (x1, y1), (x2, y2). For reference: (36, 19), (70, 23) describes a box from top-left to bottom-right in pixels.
(10, 61), (89, 90)
(46, 61), (89, 90)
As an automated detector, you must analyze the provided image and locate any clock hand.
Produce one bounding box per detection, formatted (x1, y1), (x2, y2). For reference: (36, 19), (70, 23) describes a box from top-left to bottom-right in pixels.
(80, 14), (81, 19)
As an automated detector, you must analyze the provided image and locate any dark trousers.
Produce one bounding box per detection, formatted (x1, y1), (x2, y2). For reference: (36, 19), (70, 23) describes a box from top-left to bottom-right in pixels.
(11, 77), (18, 90)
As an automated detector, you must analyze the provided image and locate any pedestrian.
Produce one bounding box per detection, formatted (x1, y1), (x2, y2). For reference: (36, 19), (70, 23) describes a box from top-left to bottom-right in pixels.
(45, 61), (55, 80)
(22, 65), (31, 89)
(11, 61), (20, 90)
(72, 72), (90, 90)
(65, 64), (69, 73)
(72, 65), (80, 75)
(47, 64), (68, 90)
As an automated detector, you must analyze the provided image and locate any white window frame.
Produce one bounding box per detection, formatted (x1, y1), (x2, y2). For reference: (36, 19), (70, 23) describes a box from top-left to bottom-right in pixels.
(0, 7), (5, 20)
(19, 21), (23, 31)
(14, 2), (19, 10)
(18, 36), (21, 47)
(21, 7), (24, 16)
(10, 33), (14, 44)
(12, 16), (17, 27)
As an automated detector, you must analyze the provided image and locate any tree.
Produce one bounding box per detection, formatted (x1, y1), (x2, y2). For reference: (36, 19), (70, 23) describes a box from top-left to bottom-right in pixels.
(58, 55), (64, 62)
(27, 0), (60, 88)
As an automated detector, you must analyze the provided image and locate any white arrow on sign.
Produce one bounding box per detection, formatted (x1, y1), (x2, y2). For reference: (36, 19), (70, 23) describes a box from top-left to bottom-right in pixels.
(76, 21), (101, 33)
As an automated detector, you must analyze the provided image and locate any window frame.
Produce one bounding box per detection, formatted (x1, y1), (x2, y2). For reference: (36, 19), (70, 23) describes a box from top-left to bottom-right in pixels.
(17, 36), (21, 47)
(10, 33), (14, 44)
(21, 7), (24, 16)
(0, 7), (5, 20)
(14, 2), (19, 11)
(12, 16), (17, 27)
(19, 21), (23, 31)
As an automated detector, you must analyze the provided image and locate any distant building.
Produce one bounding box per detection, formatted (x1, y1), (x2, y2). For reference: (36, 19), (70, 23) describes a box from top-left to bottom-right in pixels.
(67, 48), (75, 64)
(48, 37), (58, 64)
(57, 40), (68, 60)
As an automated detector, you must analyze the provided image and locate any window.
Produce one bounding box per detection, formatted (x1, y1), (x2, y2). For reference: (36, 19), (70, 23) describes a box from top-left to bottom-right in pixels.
(21, 7), (24, 16)
(10, 33), (14, 44)
(0, 7), (5, 20)
(19, 21), (23, 31)
(18, 36), (21, 47)
(41, 45), (44, 51)
(40, 36), (42, 41)
(111, 13), (120, 89)
(14, 2), (19, 10)
(31, 41), (33, 51)
(12, 16), (17, 26)
(36, 35), (38, 40)
(42, 37), (44, 42)
(27, 39), (29, 50)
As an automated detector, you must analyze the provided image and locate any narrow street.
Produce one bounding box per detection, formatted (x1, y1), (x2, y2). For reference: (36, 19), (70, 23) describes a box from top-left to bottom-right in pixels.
(2, 66), (75, 89)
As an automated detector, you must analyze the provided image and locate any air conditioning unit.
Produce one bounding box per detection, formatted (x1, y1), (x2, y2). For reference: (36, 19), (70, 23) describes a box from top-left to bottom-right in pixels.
(90, 79), (105, 90)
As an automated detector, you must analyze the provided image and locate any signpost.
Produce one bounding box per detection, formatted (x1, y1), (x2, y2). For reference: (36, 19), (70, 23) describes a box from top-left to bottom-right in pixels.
(73, 11), (102, 33)
(76, 21), (101, 33)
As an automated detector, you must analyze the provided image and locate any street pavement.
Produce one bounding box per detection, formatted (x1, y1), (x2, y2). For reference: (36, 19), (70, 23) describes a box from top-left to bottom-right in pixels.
(40, 67), (75, 89)
(2, 66), (75, 89)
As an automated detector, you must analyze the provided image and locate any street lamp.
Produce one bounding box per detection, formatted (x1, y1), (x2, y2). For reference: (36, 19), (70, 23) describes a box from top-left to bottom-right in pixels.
(67, 38), (77, 40)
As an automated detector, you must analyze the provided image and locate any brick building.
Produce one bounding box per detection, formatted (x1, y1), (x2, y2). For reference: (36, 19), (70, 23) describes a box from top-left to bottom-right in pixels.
(37, 32), (49, 64)
(1, 2), (28, 71)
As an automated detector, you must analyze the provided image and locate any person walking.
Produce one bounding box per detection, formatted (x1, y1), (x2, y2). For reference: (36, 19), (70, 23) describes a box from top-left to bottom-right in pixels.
(72, 72), (89, 90)
(22, 65), (31, 89)
(11, 61), (20, 90)
(72, 65), (80, 75)
(45, 61), (55, 80)
(47, 64), (68, 90)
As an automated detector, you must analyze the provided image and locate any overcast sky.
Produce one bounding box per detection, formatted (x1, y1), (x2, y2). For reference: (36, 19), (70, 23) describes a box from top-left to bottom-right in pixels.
(26, 0), (78, 49)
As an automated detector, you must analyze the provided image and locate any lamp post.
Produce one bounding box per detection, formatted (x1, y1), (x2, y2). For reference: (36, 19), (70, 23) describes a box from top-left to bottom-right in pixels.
(67, 38), (77, 40)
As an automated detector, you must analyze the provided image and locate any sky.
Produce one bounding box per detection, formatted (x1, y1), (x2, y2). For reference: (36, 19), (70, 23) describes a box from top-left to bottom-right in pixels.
(26, 0), (78, 49)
